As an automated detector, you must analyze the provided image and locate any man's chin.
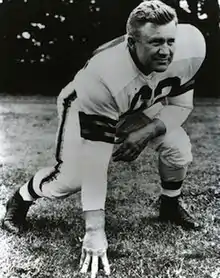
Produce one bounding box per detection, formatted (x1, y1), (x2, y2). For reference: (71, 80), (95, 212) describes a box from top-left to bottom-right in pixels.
(154, 64), (170, 72)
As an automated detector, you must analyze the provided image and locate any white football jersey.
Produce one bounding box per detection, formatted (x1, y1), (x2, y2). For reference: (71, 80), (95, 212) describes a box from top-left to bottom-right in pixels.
(75, 24), (205, 115)
(63, 24), (205, 143)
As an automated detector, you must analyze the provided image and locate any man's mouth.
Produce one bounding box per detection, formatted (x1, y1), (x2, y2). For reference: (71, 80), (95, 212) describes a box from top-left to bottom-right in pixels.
(154, 58), (171, 65)
(156, 58), (169, 62)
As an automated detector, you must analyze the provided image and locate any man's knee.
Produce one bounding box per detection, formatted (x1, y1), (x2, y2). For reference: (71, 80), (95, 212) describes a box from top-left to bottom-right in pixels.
(32, 166), (81, 199)
(158, 128), (193, 168)
(41, 179), (81, 199)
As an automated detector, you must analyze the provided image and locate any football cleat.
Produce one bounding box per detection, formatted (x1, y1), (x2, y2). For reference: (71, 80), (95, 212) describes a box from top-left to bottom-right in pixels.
(2, 190), (32, 234)
(159, 195), (201, 230)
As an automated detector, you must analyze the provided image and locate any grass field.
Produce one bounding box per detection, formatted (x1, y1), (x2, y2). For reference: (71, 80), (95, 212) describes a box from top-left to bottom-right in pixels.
(0, 96), (219, 278)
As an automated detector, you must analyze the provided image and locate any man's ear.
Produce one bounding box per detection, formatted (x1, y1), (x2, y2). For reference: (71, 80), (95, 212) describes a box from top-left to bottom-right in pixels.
(127, 37), (135, 49)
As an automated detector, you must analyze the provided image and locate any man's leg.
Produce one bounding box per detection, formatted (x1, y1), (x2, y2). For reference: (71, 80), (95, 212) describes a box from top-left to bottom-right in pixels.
(153, 127), (200, 230)
(3, 88), (82, 233)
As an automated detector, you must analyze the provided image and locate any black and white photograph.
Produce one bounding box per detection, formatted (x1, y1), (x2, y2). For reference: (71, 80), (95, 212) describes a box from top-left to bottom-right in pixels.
(0, 0), (219, 277)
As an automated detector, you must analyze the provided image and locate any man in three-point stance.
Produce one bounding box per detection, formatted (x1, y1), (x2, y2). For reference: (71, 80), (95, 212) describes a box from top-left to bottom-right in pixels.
(3, 1), (206, 277)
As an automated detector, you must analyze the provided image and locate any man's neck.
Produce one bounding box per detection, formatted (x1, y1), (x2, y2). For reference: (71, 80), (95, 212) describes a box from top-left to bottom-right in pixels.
(129, 47), (152, 76)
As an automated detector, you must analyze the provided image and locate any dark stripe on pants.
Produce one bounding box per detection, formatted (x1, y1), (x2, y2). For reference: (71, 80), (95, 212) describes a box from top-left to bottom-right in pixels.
(56, 90), (77, 162)
(161, 180), (183, 190)
(39, 162), (62, 191)
(39, 90), (77, 191)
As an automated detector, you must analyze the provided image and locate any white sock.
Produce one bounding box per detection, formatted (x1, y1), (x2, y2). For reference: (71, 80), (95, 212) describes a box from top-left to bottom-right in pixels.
(19, 182), (35, 201)
(161, 188), (181, 198)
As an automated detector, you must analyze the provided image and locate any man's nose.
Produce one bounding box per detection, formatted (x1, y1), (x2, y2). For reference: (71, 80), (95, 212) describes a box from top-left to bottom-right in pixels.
(158, 44), (170, 56)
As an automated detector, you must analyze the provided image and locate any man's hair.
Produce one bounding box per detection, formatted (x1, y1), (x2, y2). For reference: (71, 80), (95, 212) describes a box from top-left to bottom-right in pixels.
(126, 0), (178, 40)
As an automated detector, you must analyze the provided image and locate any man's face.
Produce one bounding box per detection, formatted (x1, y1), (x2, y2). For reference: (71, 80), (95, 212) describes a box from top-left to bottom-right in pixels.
(132, 20), (177, 73)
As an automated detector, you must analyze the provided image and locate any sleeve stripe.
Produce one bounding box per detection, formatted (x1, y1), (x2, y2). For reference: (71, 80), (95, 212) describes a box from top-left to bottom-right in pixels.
(79, 112), (117, 144)
(82, 128), (115, 138)
(81, 119), (116, 133)
(179, 79), (195, 94)
(169, 79), (195, 97)
(80, 112), (117, 126)
(81, 130), (116, 143)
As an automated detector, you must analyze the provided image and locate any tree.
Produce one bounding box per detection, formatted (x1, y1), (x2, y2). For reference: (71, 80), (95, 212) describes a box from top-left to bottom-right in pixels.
(0, 0), (219, 96)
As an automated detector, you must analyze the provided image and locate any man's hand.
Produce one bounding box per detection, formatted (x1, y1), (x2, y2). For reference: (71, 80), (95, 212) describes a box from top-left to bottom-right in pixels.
(113, 119), (166, 162)
(113, 125), (151, 161)
(80, 210), (110, 278)
(116, 111), (152, 141)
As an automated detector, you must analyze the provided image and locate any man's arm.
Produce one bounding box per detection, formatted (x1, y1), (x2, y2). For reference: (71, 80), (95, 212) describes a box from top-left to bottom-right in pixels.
(113, 116), (166, 161)
(73, 70), (118, 277)
(113, 90), (194, 162)
(79, 139), (113, 278)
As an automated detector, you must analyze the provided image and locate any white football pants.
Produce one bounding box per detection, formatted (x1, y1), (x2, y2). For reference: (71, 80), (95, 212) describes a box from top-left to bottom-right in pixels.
(20, 92), (193, 209)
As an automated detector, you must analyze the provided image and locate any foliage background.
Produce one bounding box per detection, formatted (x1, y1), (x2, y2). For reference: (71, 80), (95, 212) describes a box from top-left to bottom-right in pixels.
(0, 0), (219, 96)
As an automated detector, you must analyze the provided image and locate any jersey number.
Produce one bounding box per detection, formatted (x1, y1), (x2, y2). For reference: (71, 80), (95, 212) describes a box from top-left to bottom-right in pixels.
(129, 77), (181, 112)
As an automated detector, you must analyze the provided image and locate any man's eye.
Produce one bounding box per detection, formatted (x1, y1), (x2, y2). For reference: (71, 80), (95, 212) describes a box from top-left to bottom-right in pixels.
(168, 40), (175, 46)
(151, 41), (162, 46)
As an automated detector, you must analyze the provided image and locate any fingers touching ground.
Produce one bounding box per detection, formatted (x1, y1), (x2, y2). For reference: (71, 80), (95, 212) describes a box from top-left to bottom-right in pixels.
(101, 252), (110, 275)
(80, 250), (110, 277)
(91, 255), (98, 278)
(79, 248), (86, 269)
(80, 251), (91, 273)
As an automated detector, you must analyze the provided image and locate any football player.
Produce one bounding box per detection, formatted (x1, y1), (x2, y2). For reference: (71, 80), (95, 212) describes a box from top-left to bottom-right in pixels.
(2, 1), (206, 277)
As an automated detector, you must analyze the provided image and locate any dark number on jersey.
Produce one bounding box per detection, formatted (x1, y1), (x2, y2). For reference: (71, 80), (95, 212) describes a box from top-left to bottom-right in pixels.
(129, 76), (181, 113)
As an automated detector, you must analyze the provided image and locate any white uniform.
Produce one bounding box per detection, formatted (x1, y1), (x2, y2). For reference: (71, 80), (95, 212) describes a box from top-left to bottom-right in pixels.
(20, 24), (206, 209)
